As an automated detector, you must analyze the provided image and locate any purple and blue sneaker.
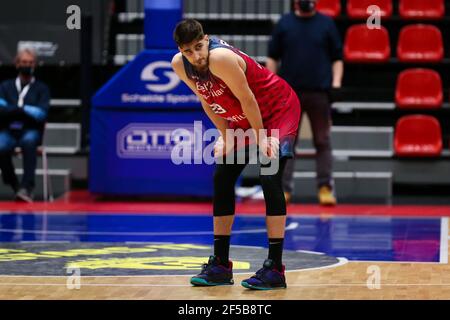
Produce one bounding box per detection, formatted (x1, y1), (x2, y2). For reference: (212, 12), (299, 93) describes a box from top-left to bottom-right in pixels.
(190, 255), (234, 286)
(241, 259), (287, 290)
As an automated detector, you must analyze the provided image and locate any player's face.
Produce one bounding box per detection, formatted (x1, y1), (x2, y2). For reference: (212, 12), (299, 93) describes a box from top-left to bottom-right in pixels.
(179, 35), (209, 71)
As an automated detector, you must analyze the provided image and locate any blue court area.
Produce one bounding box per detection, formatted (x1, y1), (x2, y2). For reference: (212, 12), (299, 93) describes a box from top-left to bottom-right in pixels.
(0, 212), (445, 263)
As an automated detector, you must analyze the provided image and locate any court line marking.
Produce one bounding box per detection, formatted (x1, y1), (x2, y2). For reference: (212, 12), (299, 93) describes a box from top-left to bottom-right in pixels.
(291, 257), (348, 273)
(351, 260), (443, 265)
(1, 211), (450, 219)
(2, 282), (450, 288)
(0, 222), (299, 237)
(297, 250), (324, 255)
(440, 217), (448, 264)
(0, 283), (191, 287)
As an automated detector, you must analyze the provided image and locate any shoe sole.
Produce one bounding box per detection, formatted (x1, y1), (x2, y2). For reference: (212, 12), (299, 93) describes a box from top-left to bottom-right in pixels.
(190, 277), (234, 286)
(320, 202), (336, 206)
(241, 281), (287, 290)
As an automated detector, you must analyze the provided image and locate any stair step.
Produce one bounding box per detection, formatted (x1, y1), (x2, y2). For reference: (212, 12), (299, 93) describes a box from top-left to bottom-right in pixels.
(298, 126), (393, 158)
(43, 123), (81, 154)
(292, 171), (392, 202)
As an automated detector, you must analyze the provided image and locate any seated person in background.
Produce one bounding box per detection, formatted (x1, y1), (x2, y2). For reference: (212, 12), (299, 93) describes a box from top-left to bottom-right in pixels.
(0, 48), (50, 202)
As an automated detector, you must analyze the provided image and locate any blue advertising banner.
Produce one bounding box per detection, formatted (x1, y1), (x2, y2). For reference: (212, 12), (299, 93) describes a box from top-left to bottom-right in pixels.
(89, 108), (216, 196)
(92, 50), (200, 109)
(90, 0), (218, 197)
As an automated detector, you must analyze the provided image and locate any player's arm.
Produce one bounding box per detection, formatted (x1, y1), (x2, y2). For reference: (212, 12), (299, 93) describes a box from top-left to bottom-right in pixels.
(332, 60), (344, 88)
(328, 20), (344, 89)
(171, 53), (229, 138)
(208, 49), (266, 144)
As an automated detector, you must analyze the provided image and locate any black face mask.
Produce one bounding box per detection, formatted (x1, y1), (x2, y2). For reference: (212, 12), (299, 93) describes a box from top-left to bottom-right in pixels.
(17, 66), (34, 77)
(298, 0), (316, 13)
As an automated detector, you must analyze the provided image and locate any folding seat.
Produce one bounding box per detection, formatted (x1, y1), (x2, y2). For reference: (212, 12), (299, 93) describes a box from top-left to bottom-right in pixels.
(394, 115), (442, 157)
(344, 24), (390, 62)
(347, 0), (393, 19)
(395, 69), (443, 109)
(397, 24), (444, 63)
(316, 0), (341, 18)
(399, 0), (445, 20)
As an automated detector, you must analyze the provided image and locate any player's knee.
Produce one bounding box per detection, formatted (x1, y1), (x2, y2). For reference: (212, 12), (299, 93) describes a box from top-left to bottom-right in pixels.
(213, 192), (235, 217)
(213, 167), (236, 216)
(259, 171), (282, 188)
(213, 166), (230, 189)
(213, 209), (235, 217)
(260, 174), (286, 216)
(266, 199), (287, 216)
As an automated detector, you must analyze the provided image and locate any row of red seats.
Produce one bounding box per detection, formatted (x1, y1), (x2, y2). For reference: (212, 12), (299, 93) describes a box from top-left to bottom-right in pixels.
(318, 0), (445, 20)
(396, 68), (445, 109)
(344, 24), (444, 63)
(394, 115), (443, 157)
(319, 3), (447, 157)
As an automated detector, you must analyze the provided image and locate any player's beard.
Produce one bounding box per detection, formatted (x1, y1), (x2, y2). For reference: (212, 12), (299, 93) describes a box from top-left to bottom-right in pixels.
(195, 53), (209, 72)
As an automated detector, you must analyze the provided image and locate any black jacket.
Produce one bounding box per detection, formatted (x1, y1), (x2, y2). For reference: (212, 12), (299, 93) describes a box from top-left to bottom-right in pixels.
(0, 78), (50, 133)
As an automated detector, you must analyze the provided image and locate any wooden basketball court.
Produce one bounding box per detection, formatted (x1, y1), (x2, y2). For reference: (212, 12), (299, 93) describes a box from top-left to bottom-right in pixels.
(1, 199), (450, 300)
(1, 256), (450, 300)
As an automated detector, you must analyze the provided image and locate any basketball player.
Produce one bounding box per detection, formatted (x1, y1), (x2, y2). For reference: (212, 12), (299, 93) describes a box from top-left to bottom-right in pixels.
(171, 19), (301, 290)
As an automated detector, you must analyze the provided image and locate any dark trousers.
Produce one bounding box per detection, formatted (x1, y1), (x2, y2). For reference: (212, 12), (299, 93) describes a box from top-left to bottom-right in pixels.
(282, 91), (333, 193)
(0, 129), (41, 191)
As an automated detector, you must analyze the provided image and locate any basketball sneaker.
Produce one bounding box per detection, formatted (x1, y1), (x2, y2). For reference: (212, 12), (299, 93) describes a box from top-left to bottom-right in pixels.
(318, 185), (336, 206)
(241, 259), (287, 290)
(190, 255), (234, 286)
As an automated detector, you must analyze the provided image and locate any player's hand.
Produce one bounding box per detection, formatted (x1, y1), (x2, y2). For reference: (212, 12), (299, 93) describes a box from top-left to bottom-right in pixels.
(260, 136), (279, 159)
(330, 86), (343, 103)
(214, 136), (234, 158)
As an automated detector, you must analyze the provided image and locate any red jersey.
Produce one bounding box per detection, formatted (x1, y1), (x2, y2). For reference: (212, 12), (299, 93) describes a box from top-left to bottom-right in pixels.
(182, 37), (301, 142)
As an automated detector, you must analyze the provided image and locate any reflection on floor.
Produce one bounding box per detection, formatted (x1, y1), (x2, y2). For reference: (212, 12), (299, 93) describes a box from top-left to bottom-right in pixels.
(0, 212), (446, 263)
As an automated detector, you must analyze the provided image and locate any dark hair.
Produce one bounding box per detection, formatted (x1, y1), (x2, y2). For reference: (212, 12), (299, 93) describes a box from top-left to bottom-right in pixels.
(291, 0), (318, 11)
(173, 19), (204, 47)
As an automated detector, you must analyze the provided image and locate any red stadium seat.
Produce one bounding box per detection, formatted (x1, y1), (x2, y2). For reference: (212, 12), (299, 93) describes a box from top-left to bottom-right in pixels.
(397, 24), (444, 63)
(399, 0), (445, 20)
(347, 0), (393, 19)
(395, 69), (443, 109)
(317, 0), (341, 18)
(394, 115), (442, 157)
(344, 24), (391, 63)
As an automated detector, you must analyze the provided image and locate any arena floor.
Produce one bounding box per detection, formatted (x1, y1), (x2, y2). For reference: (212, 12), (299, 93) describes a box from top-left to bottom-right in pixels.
(1, 191), (450, 300)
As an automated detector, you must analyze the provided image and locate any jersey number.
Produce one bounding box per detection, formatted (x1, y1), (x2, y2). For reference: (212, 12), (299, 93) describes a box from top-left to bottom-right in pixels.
(210, 103), (227, 114)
